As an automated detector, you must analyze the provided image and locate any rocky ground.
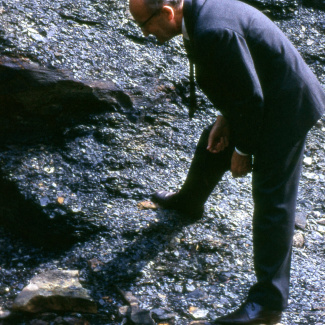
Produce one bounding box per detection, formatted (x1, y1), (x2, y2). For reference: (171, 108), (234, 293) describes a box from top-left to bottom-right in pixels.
(0, 0), (324, 324)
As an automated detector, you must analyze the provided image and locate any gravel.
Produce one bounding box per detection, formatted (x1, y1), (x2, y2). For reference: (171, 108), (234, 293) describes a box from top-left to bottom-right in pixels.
(0, 0), (324, 324)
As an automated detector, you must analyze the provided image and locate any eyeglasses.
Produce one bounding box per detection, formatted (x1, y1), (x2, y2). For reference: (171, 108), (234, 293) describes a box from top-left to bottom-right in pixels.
(138, 9), (160, 29)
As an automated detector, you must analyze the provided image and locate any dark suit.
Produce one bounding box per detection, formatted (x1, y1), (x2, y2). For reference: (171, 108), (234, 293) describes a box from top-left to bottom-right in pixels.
(180, 0), (325, 310)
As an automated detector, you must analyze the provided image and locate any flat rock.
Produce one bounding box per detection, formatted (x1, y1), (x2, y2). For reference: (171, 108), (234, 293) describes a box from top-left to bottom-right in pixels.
(0, 55), (132, 143)
(12, 270), (97, 313)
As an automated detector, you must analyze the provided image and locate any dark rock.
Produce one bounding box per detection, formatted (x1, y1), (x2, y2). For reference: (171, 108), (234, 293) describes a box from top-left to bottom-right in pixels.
(0, 55), (133, 145)
(87, 258), (104, 273)
(117, 289), (155, 325)
(303, 0), (325, 10)
(151, 308), (176, 322)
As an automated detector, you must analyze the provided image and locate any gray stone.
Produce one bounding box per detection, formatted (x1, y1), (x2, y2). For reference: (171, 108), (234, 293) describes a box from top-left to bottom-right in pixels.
(189, 306), (209, 319)
(151, 308), (176, 321)
(12, 270), (97, 313)
(186, 284), (196, 292)
(295, 212), (307, 230)
(117, 289), (155, 325)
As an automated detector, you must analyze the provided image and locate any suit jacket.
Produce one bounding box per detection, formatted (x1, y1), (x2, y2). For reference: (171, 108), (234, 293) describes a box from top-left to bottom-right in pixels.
(183, 0), (325, 155)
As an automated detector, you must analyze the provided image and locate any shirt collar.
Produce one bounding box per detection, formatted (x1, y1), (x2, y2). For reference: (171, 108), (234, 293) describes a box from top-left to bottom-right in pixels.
(182, 17), (189, 40)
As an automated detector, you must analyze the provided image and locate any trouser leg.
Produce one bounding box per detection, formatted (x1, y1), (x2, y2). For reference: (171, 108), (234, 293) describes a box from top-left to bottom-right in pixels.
(247, 136), (306, 310)
(178, 124), (234, 206)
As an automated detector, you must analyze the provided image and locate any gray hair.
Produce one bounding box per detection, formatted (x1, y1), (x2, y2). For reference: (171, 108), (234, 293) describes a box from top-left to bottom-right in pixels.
(144, 0), (183, 11)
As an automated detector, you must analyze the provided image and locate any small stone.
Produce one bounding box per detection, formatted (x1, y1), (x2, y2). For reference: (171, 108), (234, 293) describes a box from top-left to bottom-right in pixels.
(293, 232), (304, 248)
(174, 284), (183, 293)
(87, 258), (104, 272)
(117, 289), (154, 325)
(187, 288), (207, 299)
(62, 317), (90, 325)
(317, 225), (325, 233)
(137, 201), (157, 210)
(295, 212), (307, 230)
(0, 307), (11, 319)
(151, 308), (176, 321)
(189, 306), (209, 319)
(315, 120), (323, 129)
(31, 33), (45, 42)
(119, 305), (131, 317)
(30, 320), (48, 325)
(304, 172), (318, 180)
(186, 284), (196, 292)
(303, 157), (312, 166)
(131, 309), (155, 325)
(312, 211), (321, 218)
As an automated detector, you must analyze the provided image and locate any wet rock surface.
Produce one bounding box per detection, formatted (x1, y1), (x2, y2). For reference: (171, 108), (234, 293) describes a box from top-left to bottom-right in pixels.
(0, 0), (324, 324)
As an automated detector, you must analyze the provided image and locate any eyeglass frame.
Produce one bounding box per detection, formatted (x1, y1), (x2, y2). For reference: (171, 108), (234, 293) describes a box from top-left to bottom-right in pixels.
(137, 9), (161, 29)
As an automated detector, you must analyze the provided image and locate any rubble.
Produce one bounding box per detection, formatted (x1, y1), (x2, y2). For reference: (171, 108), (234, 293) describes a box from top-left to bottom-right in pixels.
(0, 0), (324, 324)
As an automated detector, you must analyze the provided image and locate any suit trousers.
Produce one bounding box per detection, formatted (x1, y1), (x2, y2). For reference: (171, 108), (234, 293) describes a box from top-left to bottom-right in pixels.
(178, 124), (307, 310)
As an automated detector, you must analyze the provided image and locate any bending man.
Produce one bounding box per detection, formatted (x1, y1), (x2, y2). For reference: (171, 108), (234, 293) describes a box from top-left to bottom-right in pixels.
(129, 0), (325, 324)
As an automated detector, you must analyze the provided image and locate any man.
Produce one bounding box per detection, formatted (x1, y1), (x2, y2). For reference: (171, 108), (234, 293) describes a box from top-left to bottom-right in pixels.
(129, 0), (325, 324)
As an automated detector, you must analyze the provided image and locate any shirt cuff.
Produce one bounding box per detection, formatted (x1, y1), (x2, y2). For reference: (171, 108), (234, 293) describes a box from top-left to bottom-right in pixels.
(216, 111), (223, 116)
(235, 147), (248, 156)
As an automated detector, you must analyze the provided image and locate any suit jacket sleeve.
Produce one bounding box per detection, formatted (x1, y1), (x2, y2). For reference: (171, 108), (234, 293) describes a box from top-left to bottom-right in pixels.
(195, 28), (264, 154)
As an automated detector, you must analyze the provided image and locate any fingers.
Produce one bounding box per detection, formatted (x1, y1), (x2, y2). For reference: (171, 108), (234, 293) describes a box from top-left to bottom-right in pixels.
(231, 152), (252, 177)
(207, 136), (229, 153)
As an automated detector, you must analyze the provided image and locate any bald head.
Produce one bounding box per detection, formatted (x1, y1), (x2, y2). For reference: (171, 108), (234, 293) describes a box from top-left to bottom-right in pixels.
(130, 0), (183, 12)
(129, 0), (151, 21)
(129, 0), (183, 43)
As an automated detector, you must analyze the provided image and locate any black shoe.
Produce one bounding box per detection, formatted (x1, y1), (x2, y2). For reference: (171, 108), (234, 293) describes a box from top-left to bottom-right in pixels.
(151, 190), (204, 222)
(214, 301), (282, 324)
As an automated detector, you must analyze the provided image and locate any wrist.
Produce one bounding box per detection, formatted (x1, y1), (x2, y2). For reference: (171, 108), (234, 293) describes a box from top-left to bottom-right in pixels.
(235, 147), (248, 156)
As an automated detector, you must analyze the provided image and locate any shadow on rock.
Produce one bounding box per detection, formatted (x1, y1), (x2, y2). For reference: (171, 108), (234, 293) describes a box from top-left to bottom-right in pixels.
(0, 55), (135, 146)
(91, 212), (191, 287)
(0, 173), (106, 249)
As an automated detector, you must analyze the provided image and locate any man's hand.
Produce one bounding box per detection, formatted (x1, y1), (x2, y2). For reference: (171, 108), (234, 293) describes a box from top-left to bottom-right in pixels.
(231, 150), (252, 177)
(207, 115), (230, 153)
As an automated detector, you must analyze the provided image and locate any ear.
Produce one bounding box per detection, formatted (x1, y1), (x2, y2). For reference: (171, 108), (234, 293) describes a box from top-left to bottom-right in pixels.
(161, 5), (175, 20)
